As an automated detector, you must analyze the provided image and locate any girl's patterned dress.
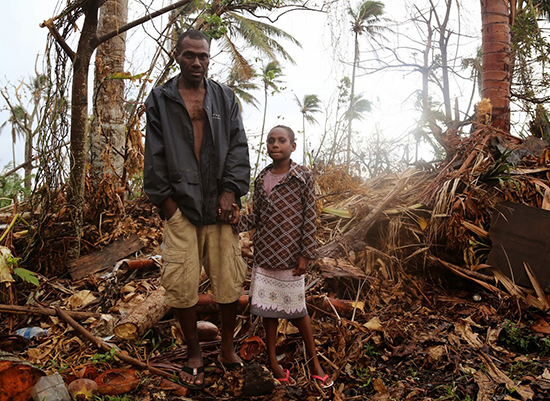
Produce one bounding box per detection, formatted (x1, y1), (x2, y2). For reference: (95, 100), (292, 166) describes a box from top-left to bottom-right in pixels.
(249, 169), (308, 319)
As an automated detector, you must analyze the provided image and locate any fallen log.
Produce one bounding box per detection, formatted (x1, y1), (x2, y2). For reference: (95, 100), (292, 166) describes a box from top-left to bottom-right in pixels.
(0, 304), (101, 320)
(71, 234), (143, 280)
(315, 256), (368, 279)
(114, 290), (250, 341)
(114, 287), (170, 341)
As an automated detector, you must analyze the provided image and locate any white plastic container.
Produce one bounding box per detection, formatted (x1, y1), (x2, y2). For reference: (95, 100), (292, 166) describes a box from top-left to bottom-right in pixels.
(15, 327), (49, 339)
(31, 372), (71, 401)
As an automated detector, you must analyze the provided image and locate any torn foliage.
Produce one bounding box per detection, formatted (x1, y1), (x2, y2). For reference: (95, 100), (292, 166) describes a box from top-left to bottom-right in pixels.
(2, 128), (550, 399)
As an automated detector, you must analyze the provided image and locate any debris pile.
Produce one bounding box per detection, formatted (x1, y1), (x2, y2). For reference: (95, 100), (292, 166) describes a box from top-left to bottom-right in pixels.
(2, 126), (550, 399)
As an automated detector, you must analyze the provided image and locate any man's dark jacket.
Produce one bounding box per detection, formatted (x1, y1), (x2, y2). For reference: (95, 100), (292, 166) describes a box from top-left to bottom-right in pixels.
(144, 75), (250, 226)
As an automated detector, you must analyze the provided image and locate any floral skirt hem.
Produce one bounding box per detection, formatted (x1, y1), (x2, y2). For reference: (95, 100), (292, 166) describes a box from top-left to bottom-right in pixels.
(249, 266), (307, 319)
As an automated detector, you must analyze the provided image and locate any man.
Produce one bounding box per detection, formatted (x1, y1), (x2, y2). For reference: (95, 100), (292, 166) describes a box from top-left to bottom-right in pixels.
(144, 29), (250, 389)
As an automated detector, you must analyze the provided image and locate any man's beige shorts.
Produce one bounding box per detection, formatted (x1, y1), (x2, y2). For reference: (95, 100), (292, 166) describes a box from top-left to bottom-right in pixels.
(161, 209), (247, 309)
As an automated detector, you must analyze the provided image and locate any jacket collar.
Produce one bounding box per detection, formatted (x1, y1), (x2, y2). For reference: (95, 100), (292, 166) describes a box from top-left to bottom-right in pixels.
(160, 75), (213, 103)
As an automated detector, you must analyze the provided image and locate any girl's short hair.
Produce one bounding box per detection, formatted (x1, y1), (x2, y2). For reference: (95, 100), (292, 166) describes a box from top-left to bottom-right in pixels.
(269, 125), (295, 142)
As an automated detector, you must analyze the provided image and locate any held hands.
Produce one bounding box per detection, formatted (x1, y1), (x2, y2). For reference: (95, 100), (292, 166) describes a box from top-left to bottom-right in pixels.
(292, 257), (310, 276)
(218, 191), (239, 224)
(217, 204), (240, 224)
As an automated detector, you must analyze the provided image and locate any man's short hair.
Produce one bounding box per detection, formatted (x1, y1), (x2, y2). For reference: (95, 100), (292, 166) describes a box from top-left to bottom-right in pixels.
(176, 29), (209, 54)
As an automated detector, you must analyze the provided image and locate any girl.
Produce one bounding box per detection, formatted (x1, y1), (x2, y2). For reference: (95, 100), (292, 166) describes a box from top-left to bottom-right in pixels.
(238, 125), (333, 389)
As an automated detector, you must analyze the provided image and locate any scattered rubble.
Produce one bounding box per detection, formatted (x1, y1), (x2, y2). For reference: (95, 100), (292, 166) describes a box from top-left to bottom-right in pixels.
(2, 126), (550, 399)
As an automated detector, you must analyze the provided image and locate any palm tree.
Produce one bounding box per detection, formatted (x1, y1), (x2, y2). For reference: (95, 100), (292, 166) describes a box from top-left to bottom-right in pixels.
(0, 74), (48, 189)
(216, 12), (300, 85)
(329, 94), (372, 162)
(344, 94), (372, 123)
(346, 0), (386, 170)
(226, 67), (260, 110)
(480, 0), (510, 132)
(480, 0), (550, 133)
(294, 94), (322, 164)
(253, 61), (283, 178)
(0, 106), (27, 168)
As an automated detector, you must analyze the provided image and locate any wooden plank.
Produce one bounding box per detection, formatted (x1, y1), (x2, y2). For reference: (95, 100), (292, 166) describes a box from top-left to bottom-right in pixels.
(488, 201), (550, 291)
(70, 234), (143, 280)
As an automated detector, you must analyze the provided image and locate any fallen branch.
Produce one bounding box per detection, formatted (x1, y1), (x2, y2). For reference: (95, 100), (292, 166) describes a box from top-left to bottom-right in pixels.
(0, 304), (102, 320)
(429, 256), (500, 293)
(306, 295), (363, 315)
(55, 307), (181, 385)
(318, 175), (410, 257)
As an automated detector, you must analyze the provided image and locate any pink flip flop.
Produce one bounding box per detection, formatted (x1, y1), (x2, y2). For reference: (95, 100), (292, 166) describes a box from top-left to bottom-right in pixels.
(311, 374), (334, 389)
(277, 369), (296, 386)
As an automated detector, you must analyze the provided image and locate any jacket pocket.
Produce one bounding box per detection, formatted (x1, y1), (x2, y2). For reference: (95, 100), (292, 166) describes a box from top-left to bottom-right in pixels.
(183, 169), (200, 184)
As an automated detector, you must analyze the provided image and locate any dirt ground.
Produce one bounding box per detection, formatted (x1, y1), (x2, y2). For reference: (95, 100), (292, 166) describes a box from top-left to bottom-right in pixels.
(4, 259), (550, 401)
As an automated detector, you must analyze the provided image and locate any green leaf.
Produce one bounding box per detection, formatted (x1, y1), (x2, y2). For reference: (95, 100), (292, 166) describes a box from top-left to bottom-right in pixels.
(13, 267), (39, 286)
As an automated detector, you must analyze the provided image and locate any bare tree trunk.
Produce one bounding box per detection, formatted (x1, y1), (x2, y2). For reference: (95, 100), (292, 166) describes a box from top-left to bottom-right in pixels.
(67, 0), (101, 265)
(346, 31), (359, 172)
(254, 86), (269, 179)
(90, 0), (129, 186)
(421, 11), (445, 149)
(24, 127), (32, 190)
(302, 113), (306, 164)
(480, 0), (511, 132)
(436, 0), (453, 121)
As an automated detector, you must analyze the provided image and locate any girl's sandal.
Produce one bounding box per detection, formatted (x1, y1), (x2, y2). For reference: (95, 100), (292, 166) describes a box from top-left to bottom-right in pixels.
(277, 369), (296, 386)
(311, 374), (334, 389)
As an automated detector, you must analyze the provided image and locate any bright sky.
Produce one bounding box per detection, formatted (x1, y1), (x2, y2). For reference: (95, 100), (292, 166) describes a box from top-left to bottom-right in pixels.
(0, 0), (481, 171)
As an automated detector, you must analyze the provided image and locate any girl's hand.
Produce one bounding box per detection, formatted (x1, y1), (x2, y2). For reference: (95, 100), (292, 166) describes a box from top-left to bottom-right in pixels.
(230, 203), (240, 224)
(292, 257), (309, 276)
(219, 203), (240, 224)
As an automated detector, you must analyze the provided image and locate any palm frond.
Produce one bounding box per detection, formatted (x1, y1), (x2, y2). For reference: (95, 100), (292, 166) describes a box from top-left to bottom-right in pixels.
(225, 12), (301, 63)
(220, 33), (255, 82)
(345, 95), (372, 121)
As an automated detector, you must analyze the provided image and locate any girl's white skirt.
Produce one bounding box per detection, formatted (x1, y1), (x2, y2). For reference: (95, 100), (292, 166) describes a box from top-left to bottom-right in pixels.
(249, 267), (307, 319)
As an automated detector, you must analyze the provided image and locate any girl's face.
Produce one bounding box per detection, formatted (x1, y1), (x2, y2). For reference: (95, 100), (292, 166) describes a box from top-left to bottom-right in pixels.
(267, 127), (296, 162)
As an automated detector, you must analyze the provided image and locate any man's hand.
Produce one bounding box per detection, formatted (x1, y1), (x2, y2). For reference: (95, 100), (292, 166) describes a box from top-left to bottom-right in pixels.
(162, 197), (179, 221)
(218, 191), (237, 223)
(292, 257), (310, 276)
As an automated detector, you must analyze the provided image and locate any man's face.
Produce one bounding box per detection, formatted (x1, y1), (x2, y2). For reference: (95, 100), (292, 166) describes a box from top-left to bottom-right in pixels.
(176, 37), (210, 86)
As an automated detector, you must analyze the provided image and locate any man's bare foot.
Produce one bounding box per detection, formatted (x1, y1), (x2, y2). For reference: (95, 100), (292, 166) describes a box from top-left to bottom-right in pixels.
(217, 352), (244, 370)
(179, 357), (205, 390)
